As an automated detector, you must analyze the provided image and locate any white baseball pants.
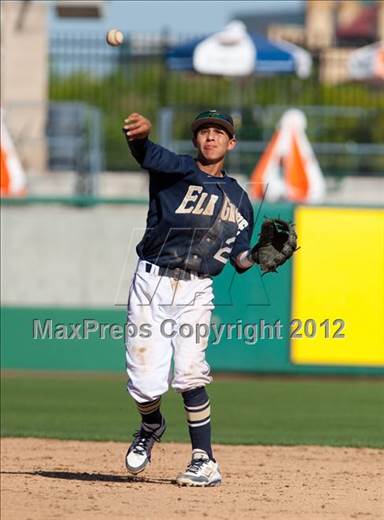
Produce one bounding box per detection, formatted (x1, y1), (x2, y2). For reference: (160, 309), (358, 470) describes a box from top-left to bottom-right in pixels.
(125, 260), (214, 403)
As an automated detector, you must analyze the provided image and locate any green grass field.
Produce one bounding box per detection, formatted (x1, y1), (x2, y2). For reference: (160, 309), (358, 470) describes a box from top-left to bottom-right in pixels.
(1, 373), (383, 448)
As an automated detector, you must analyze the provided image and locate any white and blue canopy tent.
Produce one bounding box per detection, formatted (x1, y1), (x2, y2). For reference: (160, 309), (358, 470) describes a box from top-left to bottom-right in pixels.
(166, 21), (312, 79)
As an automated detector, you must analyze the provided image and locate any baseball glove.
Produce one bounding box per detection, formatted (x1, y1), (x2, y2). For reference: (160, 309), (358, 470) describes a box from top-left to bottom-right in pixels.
(251, 218), (298, 274)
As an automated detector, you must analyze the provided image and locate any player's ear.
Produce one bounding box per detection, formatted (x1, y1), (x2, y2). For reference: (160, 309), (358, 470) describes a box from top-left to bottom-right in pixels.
(192, 135), (197, 148)
(227, 137), (237, 151)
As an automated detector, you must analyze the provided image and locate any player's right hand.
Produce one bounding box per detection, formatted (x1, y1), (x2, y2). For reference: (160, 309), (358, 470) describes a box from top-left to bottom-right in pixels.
(123, 113), (151, 141)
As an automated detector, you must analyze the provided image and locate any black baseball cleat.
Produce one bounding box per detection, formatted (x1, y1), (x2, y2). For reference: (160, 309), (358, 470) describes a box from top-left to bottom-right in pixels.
(125, 418), (167, 475)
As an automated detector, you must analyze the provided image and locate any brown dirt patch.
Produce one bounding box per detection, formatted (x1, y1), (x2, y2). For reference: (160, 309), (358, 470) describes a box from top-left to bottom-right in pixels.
(1, 438), (383, 520)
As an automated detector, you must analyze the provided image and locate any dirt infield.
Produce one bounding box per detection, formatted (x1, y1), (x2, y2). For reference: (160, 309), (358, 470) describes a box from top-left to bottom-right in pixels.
(1, 438), (383, 520)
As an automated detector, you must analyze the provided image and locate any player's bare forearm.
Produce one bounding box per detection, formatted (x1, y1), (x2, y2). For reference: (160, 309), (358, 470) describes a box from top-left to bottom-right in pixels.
(123, 113), (152, 141)
(235, 250), (256, 271)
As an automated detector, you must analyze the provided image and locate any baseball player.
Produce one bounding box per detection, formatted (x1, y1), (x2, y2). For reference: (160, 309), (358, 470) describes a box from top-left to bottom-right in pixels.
(122, 110), (296, 487)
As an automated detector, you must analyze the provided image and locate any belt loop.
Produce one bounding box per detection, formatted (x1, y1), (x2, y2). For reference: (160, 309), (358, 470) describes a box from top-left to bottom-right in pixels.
(145, 262), (151, 274)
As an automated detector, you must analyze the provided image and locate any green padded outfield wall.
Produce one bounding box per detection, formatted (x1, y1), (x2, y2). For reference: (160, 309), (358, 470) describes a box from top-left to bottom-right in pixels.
(1, 202), (294, 374)
(1, 201), (383, 375)
(1, 307), (126, 372)
(207, 202), (294, 372)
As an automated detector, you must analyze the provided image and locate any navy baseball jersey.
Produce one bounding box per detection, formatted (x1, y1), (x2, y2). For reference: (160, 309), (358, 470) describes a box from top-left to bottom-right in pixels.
(128, 138), (254, 277)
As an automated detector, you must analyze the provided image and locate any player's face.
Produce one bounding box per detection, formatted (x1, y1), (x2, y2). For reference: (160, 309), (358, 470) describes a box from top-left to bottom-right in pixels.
(194, 125), (236, 163)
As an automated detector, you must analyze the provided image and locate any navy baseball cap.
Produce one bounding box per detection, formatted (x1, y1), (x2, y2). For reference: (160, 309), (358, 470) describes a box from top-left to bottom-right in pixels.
(191, 110), (235, 138)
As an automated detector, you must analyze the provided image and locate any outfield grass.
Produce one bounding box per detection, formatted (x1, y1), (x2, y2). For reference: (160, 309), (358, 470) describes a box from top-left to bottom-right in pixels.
(1, 373), (383, 448)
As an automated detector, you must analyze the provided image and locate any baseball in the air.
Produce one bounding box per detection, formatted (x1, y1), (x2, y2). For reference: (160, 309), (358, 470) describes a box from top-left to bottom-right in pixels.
(106, 28), (124, 47)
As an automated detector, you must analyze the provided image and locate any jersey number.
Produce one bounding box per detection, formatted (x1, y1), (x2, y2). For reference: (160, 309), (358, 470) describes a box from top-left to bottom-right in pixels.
(214, 236), (236, 264)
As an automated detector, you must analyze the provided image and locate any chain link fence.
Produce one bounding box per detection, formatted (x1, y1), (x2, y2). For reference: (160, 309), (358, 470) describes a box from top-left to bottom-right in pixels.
(49, 32), (384, 176)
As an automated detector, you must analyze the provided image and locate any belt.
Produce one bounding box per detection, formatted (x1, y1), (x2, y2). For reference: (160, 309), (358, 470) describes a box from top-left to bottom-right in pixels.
(144, 262), (208, 281)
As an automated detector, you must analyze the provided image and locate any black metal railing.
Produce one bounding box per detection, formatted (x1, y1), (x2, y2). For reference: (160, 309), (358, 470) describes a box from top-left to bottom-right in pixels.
(49, 32), (384, 175)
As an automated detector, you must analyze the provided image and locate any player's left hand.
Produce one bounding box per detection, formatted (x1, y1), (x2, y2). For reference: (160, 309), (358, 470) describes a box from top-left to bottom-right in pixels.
(123, 113), (152, 141)
(251, 218), (298, 274)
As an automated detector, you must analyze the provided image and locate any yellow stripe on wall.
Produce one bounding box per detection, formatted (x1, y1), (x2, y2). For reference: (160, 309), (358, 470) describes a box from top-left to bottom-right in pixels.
(291, 207), (384, 366)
